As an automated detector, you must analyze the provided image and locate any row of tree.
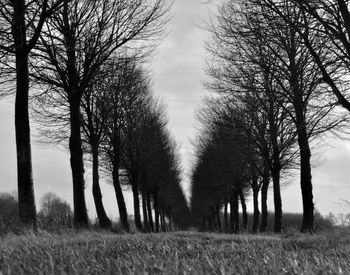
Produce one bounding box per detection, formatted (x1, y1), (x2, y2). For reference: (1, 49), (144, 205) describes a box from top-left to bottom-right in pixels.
(191, 0), (350, 233)
(0, 0), (190, 231)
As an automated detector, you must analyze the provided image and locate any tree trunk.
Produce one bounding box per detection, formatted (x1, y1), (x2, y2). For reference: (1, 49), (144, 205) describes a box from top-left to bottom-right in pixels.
(91, 145), (111, 229)
(146, 191), (154, 232)
(297, 123), (314, 232)
(112, 165), (129, 232)
(239, 189), (248, 230)
(271, 166), (282, 233)
(14, 43), (37, 228)
(260, 170), (270, 232)
(131, 175), (142, 231)
(211, 206), (217, 231)
(141, 189), (149, 232)
(69, 97), (89, 228)
(153, 191), (160, 233)
(215, 203), (222, 232)
(233, 190), (240, 233)
(160, 202), (166, 232)
(252, 187), (260, 234)
(168, 207), (172, 231)
(224, 200), (228, 233)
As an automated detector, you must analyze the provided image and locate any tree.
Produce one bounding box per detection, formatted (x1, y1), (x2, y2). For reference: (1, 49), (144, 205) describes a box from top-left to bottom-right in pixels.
(205, 0), (347, 232)
(0, 0), (67, 228)
(191, 106), (253, 233)
(259, 0), (350, 113)
(80, 74), (112, 229)
(205, 1), (298, 233)
(39, 192), (72, 229)
(31, 0), (170, 228)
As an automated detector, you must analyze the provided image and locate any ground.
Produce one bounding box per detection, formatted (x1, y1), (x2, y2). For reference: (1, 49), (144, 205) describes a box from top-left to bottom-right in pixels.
(0, 230), (349, 274)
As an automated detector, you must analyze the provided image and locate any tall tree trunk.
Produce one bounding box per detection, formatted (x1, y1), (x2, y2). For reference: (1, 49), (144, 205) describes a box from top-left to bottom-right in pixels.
(63, 0), (88, 228)
(239, 189), (248, 230)
(271, 166), (282, 233)
(271, 125), (282, 233)
(168, 207), (172, 231)
(160, 202), (166, 232)
(131, 175), (142, 231)
(211, 206), (217, 231)
(252, 186), (260, 234)
(112, 164), (129, 232)
(233, 190), (240, 233)
(260, 170), (270, 232)
(146, 191), (154, 232)
(229, 197), (234, 233)
(69, 97), (89, 228)
(142, 189), (149, 232)
(153, 191), (160, 233)
(91, 144), (111, 229)
(296, 122), (314, 232)
(224, 200), (228, 233)
(14, 42), (37, 228)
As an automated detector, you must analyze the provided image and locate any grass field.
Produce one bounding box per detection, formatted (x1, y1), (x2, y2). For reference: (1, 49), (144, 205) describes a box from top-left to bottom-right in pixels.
(0, 230), (349, 274)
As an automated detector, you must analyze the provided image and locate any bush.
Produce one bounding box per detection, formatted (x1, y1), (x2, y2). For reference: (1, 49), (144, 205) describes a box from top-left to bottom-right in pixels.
(38, 193), (73, 232)
(0, 192), (23, 234)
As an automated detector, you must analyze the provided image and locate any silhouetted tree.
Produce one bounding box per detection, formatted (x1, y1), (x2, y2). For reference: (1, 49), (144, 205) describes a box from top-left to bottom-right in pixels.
(0, 0), (67, 228)
(205, 0), (347, 233)
(31, 0), (170, 228)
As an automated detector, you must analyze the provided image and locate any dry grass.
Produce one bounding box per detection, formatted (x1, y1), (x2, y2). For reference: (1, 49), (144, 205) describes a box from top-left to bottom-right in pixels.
(0, 230), (349, 274)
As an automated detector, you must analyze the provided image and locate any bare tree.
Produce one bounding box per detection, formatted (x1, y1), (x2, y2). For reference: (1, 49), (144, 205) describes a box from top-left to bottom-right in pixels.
(30, 0), (170, 228)
(0, 0), (67, 228)
(205, 0), (347, 233)
(258, 0), (350, 112)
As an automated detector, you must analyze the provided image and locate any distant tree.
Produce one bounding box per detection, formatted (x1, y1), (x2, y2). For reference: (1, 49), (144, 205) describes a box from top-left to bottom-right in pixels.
(191, 108), (253, 233)
(0, 0), (67, 228)
(39, 192), (72, 229)
(39, 192), (72, 217)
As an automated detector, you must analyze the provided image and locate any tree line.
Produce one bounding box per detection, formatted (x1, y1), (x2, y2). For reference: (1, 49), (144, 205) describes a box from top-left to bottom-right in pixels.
(0, 0), (190, 232)
(190, 0), (350, 234)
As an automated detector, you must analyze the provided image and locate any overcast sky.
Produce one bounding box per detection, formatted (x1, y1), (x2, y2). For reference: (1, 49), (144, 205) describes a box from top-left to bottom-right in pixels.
(0, 0), (349, 220)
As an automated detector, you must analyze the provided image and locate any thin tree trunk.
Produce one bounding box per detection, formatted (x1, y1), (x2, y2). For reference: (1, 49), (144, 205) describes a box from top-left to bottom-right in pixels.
(239, 189), (248, 230)
(142, 189), (149, 232)
(224, 200), (228, 233)
(229, 197), (234, 233)
(271, 125), (282, 233)
(233, 190), (240, 233)
(252, 186), (260, 234)
(91, 145), (111, 229)
(131, 175), (142, 231)
(260, 171), (269, 232)
(211, 206), (217, 231)
(168, 207), (172, 231)
(69, 98), (89, 228)
(153, 191), (160, 233)
(112, 165), (129, 232)
(15, 45), (37, 228)
(160, 202), (166, 232)
(215, 203), (222, 232)
(146, 191), (154, 232)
